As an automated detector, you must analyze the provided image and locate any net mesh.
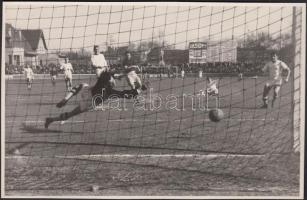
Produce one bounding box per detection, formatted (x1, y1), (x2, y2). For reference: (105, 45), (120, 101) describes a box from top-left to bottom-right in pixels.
(4, 3), (302, 196)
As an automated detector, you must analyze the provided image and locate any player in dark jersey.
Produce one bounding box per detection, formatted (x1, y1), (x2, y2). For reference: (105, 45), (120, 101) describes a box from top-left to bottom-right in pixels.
(117, 51), (147, 92)
(44, 70), (139, 129)
(50, 65), (58, 86)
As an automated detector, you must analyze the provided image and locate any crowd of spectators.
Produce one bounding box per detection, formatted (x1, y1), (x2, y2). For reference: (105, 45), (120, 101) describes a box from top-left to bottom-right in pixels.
(187, 62), (265, 74)
(141, 62), (265, 75)
(5, 61), (266, 76)
(5, 64), (49, 74)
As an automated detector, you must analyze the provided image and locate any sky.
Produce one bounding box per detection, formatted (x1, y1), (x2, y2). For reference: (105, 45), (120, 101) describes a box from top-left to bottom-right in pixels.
(4, 2), (296, 52)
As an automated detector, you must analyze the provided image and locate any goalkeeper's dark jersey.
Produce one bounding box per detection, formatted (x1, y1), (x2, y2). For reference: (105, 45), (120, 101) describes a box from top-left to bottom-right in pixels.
(91, 71), (138, 105)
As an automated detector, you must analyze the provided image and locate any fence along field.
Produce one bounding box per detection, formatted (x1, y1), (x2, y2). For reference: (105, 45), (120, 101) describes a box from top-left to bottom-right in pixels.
(3, 3), (304, 197)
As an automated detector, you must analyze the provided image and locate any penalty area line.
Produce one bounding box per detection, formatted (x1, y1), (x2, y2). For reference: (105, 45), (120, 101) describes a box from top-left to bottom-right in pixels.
(57, 154), (266, 159)
(6, 120), (85, 124)
(6, 118), (277, 124)
(5, 153), (266, 160)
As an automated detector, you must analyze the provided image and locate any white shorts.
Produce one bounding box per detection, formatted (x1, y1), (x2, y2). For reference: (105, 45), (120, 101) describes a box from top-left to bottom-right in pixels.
(266, 79), (282, 87)
(78, 83), (93, 111)
(95, 67), (108, 78)
(64, 73), (72, 81)
(126, 71), (141, 89)
(51, 75), (57, 80)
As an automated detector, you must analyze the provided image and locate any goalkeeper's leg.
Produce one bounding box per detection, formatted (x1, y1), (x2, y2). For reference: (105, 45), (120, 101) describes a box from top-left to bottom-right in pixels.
(45, 106), (85, 128)
(56, 83), (84, 108)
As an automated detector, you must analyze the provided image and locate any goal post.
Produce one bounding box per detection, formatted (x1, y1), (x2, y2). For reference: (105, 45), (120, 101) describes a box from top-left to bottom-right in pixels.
(292, 6), (304, 153)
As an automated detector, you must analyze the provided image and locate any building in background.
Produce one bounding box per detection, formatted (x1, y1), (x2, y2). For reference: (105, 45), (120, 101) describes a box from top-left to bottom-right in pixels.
(5, 23), (24, 66)
(189, 41), (237, 63)
(5, 23), (48, 66)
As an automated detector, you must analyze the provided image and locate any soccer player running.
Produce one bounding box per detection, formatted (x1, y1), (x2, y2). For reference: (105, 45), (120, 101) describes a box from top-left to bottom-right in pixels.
(261, 52), (291, 108)
(23, 64), (34, 90)
(50, 65), (58, 86)
(91, 45), (109, 79)
(60, 57), (74, 92)
(44, 70), (139, 129)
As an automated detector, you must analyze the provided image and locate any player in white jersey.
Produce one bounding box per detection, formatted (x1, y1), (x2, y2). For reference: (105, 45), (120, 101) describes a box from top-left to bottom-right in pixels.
(261, 52), (291, 108)
(207, 77), (219, 95)
(199, 69), (203, 78)
(91, 45), (109, 79)
(200, 77), (219, 96)
(181, 70), (185, 79)
(60, 57), (74, 92)
(23, 64), (34, 90)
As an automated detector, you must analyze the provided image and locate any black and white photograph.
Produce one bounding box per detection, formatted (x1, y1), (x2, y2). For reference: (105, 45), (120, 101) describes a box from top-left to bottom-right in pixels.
(1, 1), (305, 198)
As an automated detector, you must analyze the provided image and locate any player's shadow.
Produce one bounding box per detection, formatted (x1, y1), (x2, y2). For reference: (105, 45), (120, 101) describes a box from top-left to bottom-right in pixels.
(21, 123), (62, 134)
(21, 123), (85, 134)
(26, 102), (56, 106)
(220, 105), (261, 110)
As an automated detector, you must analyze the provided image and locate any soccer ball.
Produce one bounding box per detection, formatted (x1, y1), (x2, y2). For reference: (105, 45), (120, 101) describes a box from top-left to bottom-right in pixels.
(208, 108), (224, 122)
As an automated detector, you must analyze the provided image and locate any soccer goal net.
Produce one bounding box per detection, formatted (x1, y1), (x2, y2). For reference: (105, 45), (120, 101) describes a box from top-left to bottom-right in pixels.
(4, 2), (304, 195)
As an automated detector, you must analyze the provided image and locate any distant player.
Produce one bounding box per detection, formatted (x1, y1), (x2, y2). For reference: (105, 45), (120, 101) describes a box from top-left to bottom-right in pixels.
(117, 51), (147, 94)
(45, 70), (139, 129)
(237, 64), (243, 81)
(199, 77), (219, 96)
(199, 69), (203, 78)
(91, 45), (109, 78)
(50, 65), (58, 86)
(261, 52), (291, 108)
(206, 77), (219, 96)
(60, 57), (74, 92)
(198, 77), (219, 110)
(159, 48), (165, 67)
(23, 64), (34, 90)
(181, 65), (185, 79)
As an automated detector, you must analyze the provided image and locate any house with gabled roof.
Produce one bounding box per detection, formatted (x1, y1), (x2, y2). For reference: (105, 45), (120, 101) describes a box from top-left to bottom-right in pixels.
(5, 23), (48, 66)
